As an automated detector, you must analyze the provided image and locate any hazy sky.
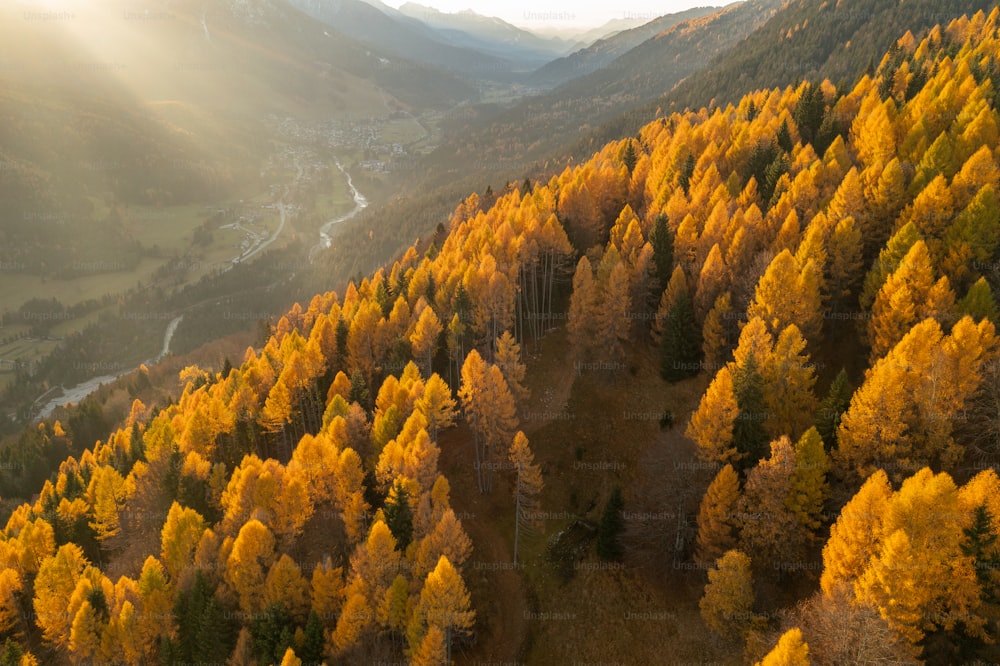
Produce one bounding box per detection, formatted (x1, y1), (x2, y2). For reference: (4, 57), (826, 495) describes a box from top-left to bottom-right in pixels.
(383, 0), (728, 30)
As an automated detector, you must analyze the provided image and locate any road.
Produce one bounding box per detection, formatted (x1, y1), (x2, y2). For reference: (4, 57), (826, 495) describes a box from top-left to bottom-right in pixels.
(227, 153), (303, 267)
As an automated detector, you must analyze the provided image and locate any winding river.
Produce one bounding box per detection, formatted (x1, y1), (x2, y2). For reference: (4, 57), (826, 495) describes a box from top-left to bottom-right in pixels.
(310, 160), (368, 262)
(33, 157), (366, 420)
(35, 314), (184, 419)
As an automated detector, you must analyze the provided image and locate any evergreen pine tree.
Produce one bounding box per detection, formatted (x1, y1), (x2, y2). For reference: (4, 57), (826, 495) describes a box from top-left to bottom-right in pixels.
(794, 82), (826, 145)
(962, 504), (1000, 598)
(777, 120), (794, 153)
(679, 153), (696, 195)
(348, 371), (370, 411)
(596, 486), (625, 560)
(660, 287), (702, 381)
(300, 611), (325, 665)
(384, 482), (414, 552)
(815, 368), (852, 449)
(732, 355), (769, 469)
(651, 213), (674, 294)
(251, 603), (294, 665)
(621, 139), (638, 174)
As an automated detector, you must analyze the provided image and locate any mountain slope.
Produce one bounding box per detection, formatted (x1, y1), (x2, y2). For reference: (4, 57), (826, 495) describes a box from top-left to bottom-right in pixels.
(287, 0), (522, 79)
(666, 0), (997, 110)
(0, 0), (474, 263)
(580, 0), (998, 152)
(7, 8), (1000, 665)
(528, 4), (722, 87)
(426, 0), (781, 178)
(304, 0), (784, 291)
(398, 2), (573, 66)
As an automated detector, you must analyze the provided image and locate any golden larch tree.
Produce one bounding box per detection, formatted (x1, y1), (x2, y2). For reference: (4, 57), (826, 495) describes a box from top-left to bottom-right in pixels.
(820, 469), (891, 596)
(737, 437), (807, 569)
(495, 331), (529, 404)
(788, 427), (830, 536)
(509, 431), (543, 565)
(332, 590), (372, 654)
(415, 373), (457, 442)
(868, 239), (955, 361)
(410, 304), (443, 377)
(855, 468), (985, 645)
(264, 554), (310, 623)
(756, 627), (810, 666)
(310, 556), (344, 627)
(409, 555), (475, 663)
(413, 508), (473, 581)
(279, 647), (302, 666)
(696, 463), (741, 565)
(225, 519), (275, 614)
(33, 543), (88, 651)
(686, 366), (740, 465)
(334, 448), (370, 545)
(702, 291), (734, 370)
(160, 501), (206, 580)
(700, 549), (755, 637)
(410, 625), (447, 666)
(0, 569), (23, 636)
(748, 250), (823, 345)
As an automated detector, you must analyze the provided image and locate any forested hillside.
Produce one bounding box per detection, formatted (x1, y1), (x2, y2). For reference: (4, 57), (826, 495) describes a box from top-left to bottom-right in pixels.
(583, 0), (998, 164)
(6, 7), (1000, 665)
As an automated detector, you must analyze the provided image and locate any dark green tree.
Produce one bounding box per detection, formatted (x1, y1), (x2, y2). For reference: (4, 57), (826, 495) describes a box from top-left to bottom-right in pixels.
(348, 371), (370, 412)
(453, 282), (473, 326)
(732, 354), (769, 470)
(679, 153), (696, 195)
(300, 611), (325, 665)
(962, 504), (1000, 600)
(129, 421), (145, 466)
(762, 155), (789, 208)
(596, 486), (625, 561)
(620, 139), (638, 175)
(815, 368), (852, 450)
(660, 288), (702, 382)
(334, 317), (349, 372)
(793, 82), (826, 145)
(384, 481), (414, 552)
(650, 213), (674, 296)
(251, 603), (295, 665)
(169, 570), (238, 664)
(744, 141), (779, 193)
(0, 639), (24, 666)
(776, 120), (794, 153)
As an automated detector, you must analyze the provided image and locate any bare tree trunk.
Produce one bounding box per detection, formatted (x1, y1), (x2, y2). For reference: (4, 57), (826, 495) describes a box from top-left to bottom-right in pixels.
(513, 470), (521, 565)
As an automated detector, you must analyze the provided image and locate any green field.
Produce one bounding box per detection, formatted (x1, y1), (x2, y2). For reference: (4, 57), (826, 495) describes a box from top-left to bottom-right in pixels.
(379, 116), (428, 145)
(0, 141), (362, 395)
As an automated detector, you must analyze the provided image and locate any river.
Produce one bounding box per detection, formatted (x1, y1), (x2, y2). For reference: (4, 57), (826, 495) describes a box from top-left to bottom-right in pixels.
(35, 314), (184, 419)
(33, 157), (365, 419)
(310, 160), (368, 262)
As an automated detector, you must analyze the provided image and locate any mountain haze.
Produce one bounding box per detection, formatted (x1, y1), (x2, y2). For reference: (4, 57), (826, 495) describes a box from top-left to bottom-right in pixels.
(287, 0), (526, 79)
(529, 4), (722, 87)
(398, 2), (574, 67)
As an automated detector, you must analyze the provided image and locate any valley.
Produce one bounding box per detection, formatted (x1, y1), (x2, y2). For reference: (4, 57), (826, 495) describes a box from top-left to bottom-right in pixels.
(5, 1), (1000, 665)
(0, 106), (425, 421)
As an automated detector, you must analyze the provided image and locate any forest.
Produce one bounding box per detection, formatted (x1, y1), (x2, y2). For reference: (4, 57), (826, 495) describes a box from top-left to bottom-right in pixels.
(6, 7), (1000, 665)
